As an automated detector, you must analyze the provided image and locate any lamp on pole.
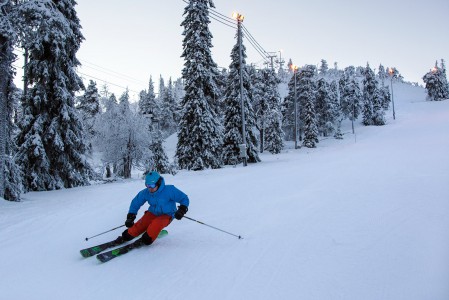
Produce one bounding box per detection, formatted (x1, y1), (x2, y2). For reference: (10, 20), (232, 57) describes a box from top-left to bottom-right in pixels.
(233, 12), (247, 166)
(290, 64), (299, 149)
(388, 67), (396, 120)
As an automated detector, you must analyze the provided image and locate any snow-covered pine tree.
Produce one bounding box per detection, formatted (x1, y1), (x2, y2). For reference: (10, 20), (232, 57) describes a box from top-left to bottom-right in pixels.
(5, 85), (23, 201)
(378, 64), (387, 86)
(329, 81), (343, 139)
(372, 87), (386, 126)
(298, 65), (318, 148)
(117, 90), (133, 178)
(173, 78), (184, 102)
(148, 130), (173, 175)
(250, 68), (266, 152)
(379, 85), (391, 110)
(362, 63), (385, 125)
(77, 80), (100, 149)
(319, 59), (329, 77)
(177, 0), (223, 170)
(316, 78), (339, 137)
(362, 65), (374, 125)
(78, 80), (100, 119)
(17, 0), (92, 191)
(222, 35), (260, 165)
(159, 78), (179, 136)
(423, 60), (449, 101)
(0, 0), (22, 200)
(282, 70), (300, 141)
(158, 75), (165, 102)
(315, 78), (329, 136)
(339, 66), (362, 123)
(138, 76), (157, 115)
(0, 0), (15, 199)
(263, 68), (284, 154)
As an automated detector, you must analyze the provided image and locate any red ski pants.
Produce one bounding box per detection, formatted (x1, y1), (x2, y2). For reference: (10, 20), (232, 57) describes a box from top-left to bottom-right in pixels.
(128, 211), (171, 241)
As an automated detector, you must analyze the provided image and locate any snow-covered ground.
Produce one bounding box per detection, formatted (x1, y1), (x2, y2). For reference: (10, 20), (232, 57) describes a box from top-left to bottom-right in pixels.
(1, 83), (448, 300)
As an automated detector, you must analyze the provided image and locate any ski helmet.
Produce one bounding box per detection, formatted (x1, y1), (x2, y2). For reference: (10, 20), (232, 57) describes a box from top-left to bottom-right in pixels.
(145, 171), (161, 188)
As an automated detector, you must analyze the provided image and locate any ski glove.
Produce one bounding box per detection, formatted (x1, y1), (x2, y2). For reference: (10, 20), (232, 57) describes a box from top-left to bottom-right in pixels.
(125, 213), (137, 228)
(174, 205), (188, 220)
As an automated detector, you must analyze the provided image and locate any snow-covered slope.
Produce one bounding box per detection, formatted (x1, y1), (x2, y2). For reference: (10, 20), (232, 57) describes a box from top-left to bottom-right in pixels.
(1, 83), (448, 300)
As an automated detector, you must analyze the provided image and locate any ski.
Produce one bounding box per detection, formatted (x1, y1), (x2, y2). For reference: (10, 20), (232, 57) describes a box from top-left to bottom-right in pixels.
(96, 229), (168, 263)
(80, 240), (120, 258)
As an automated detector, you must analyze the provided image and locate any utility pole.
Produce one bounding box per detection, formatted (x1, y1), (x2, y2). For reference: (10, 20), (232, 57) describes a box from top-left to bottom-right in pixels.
(291, 64), (299, 149)
(388, 67), (396, 120)
(234, 12), (247, 167)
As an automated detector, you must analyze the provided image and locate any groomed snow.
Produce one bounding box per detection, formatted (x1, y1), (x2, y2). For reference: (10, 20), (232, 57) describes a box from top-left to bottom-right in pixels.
(1, 83), (448, 300)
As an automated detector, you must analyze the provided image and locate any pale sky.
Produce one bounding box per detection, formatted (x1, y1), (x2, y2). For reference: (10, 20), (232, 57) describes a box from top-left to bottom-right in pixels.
(16, 0), (449, 100)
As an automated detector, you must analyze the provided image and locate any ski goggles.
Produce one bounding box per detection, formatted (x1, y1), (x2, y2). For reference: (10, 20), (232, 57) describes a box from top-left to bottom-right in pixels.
(146, 183), (157, 188)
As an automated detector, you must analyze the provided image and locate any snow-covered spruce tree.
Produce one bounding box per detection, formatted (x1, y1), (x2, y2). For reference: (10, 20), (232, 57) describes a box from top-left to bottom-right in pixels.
(316, 78), (339, 137)
(176, 0), (223, 170)
(423, 61), (449, 101)
(339, 66), (362, 123)
(263, 68), (284, 154)
(0, 0), (22, 201)
(362, 64), (385, 126)
(298, 65), (318, 148)
(282, 71), (299, 141)
(148, 130), (173, 175)
(138, 76), (158, 116)
(379, 85), (391, 110)
(318, 59), (329, 77)
(222, 36), (260, 165)
(5, 85), (23, 201)
(159, 78), (179, 136)
(250, 68), (266, 152)
(158, 75), (165, 102)
(330, 81), (343, 139)
(77, 80), (100, 148)
(17, 0), (92, 191)
(0, 0), (15, 199)
(371, 88), (386, 125)
(377, 64), (388, 86)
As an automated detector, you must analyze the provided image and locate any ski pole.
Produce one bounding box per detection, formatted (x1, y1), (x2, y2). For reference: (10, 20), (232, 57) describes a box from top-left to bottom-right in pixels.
(85, 224), (125, 241)
(183, 216), (243, 239)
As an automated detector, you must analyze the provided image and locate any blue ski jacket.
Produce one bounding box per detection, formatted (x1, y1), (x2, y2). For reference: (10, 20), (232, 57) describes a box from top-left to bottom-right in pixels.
(128, 177), (189, 218)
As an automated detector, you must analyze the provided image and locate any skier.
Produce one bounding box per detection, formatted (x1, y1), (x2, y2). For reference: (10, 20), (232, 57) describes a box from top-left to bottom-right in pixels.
(114, 171), (189, 248)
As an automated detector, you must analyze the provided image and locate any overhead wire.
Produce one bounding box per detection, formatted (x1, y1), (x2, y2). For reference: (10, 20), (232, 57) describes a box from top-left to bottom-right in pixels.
(79, 59), (147, 85)
(180, 0), (272, 65)
(14, 1), (275, 94)
(77, 71), (141, 94)
(13, 47), (145, 94)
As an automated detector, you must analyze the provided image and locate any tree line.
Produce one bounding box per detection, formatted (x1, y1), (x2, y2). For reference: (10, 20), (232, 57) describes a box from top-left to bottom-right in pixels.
(1, 0), (447, 201)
